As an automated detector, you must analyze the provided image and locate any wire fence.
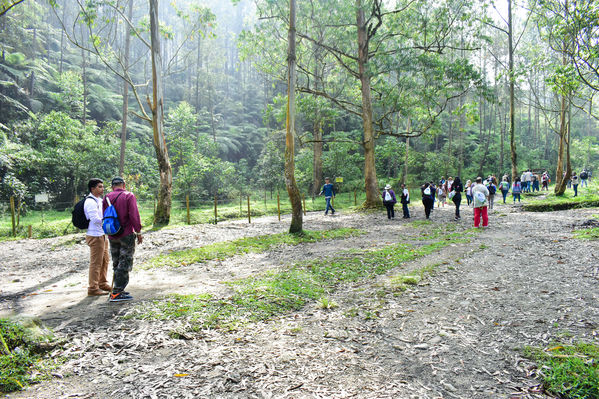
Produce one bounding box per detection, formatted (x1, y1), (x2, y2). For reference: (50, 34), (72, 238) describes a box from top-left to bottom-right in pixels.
(0, 190), (367, 240)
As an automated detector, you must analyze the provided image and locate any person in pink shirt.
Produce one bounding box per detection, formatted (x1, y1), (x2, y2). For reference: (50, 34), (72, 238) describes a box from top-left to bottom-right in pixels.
(102, 177), (143, 302)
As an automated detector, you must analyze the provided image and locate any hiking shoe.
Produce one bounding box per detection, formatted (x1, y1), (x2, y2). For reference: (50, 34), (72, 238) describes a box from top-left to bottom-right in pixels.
(109, 292), (133, 302)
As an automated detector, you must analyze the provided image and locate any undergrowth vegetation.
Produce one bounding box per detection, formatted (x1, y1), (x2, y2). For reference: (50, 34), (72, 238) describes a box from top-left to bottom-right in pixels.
(0, 318), (57, 393)
(524, 341), (599, 399)
(142, 228), (363, 269)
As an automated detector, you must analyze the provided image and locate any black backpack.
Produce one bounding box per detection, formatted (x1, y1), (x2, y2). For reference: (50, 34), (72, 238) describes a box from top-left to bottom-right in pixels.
(488, 185), (496, 195)
(72, 195), (92, 229)
(581, 171), (588, 179)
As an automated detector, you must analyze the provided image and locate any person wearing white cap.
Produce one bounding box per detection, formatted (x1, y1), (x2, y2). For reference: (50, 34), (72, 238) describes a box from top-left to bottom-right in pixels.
(381, 184), (397, 219)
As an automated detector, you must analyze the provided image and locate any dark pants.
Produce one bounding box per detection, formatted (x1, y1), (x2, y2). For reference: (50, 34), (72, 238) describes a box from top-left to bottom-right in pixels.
(501, 190), (509, 203)
(423, 198), (434, 219)
(573, 184), (578, 197)
(325, 197), (335, 214)
(466, 195), (473, 206)
(453, 195), (461, 218)
(109, 233), (136, 293)
(513, 193), (521, 202)
(402, 202), (410, 218)
(384, 202), (395, 219)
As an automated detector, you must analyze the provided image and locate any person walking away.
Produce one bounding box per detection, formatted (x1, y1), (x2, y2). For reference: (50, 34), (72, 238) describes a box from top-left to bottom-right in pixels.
(84, 178), (111, 296)
(382, 184), (397, 219)
(520, 172), (527, 192)
(421, 182), (435, 219)
(580, 169), (588, 188)
(472, 177), (490, 228)
(571, 172), (579, 197)
(499, 177), (510, 204)
(319, 177), (336, 215)
(532, 173), (540, 192)
(103, 177), (143, 302)
(512, 178), (522, 203)
(437, 181), (447, 207)
(400, 183), (410, 219)
(465, 180), (473, 206)
(541, 172), (549, 191)
(450, 177), (463, 220)
(526, 170), (534, 193)
(487, 179), (497, 210)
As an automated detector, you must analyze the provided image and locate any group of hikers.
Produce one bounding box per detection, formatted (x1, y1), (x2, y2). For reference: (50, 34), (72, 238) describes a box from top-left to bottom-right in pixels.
(376, 168), (592, 228)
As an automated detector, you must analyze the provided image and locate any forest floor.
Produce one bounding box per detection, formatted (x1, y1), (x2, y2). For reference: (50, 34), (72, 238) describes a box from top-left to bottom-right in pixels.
(1, 198), (598, 399)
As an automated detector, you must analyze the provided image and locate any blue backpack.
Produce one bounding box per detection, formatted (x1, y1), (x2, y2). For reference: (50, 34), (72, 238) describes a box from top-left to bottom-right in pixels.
(103, 192), (124, 236)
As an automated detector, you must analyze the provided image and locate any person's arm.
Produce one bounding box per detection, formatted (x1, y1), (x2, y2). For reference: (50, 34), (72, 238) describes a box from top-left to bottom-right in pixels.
(127, 194), (143, 243)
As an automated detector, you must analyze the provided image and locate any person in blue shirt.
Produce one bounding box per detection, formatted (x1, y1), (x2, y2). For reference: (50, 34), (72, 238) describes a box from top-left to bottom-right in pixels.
(319, 177), (336, 215)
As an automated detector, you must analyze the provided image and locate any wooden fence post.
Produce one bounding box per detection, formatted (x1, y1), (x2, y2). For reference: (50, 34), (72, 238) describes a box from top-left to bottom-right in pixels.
(302, 195), (306, 216)
(10, 196), (16, 237)
(186, 195), (190, 224)
(214, 195), (218, 224)
(277, 194), (281, 221)
(247, 196), (251, 223)
(354, 190), (357, 206)
(28, 225), (32, 239)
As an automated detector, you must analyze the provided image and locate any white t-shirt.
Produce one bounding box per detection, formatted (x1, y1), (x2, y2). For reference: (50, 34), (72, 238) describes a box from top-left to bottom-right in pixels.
(84, 194), (104, 237)
(472, 184), (490, 208)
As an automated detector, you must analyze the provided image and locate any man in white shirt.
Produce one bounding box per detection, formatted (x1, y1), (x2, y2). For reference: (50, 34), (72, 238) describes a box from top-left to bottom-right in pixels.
(84, 178), (111, 296)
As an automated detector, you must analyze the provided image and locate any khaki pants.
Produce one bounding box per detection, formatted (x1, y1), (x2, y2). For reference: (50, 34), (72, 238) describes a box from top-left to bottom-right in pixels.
(86, 235), (110, 292)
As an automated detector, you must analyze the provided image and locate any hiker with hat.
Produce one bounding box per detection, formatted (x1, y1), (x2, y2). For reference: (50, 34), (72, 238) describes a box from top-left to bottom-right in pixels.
(382, 184), (397, 219)
(102, 177), (143, 302)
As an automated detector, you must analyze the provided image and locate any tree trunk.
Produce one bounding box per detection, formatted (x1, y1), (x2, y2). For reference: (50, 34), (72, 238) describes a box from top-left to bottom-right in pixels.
(285, 0), (302, 234)
(119, 0), (133, 176)
(149, 0), (172, 225)
(403, 119), (411, 184)
(508, 0), (518, 182)
(312, 118), (323, 196)
(554, 92), (569, 195)
(356, 0), (380, 208)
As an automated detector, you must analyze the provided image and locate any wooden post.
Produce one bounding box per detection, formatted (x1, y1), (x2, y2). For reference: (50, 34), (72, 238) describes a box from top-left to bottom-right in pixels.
(214, 195), (218, 224)
(302, 195), (306, 216)
(28, 225), (32, 239)
(277, 194), (281, 221)
(186, 195), (190, 224)
(247, 195), (251, 223)
(354, 190), (357, 206)
(10, 196), (16, 237)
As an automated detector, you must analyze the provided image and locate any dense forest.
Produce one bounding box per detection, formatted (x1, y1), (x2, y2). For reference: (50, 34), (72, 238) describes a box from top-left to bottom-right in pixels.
(0, 0), (598, 222)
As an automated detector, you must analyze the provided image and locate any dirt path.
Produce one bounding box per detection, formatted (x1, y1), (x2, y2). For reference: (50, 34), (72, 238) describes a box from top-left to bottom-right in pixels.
(2, 202), (598, 398)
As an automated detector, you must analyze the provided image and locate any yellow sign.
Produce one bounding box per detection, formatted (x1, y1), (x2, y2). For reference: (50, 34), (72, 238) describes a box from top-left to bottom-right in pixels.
(336, 177), (343, 183)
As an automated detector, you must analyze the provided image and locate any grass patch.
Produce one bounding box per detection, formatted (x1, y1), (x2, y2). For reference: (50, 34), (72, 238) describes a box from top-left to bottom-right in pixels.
(133, 233), (470, 330)
(523, 187), (599, 212)
(573, 228), (599, 240)
(524, 341), (599, 399)
(0, 318), (58, 393)
(142, 228), (363, 269)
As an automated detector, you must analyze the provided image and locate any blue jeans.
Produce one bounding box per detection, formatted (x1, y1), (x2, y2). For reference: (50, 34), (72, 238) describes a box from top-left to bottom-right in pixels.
(513, 193), (521, 202)
(502, 190), (509, 203)
(573, 184), (578, 197)
(581, 179), (588, 187)
(325, 197), (335, 214)
(402, 203), (410, 218)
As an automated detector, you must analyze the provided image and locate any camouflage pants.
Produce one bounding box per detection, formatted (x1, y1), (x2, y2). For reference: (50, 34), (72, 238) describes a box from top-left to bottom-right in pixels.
(109, 233), (136, 293)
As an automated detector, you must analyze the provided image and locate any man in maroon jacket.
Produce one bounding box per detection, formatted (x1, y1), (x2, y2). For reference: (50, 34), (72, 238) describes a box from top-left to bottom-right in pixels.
(103, 177), (143, 302)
